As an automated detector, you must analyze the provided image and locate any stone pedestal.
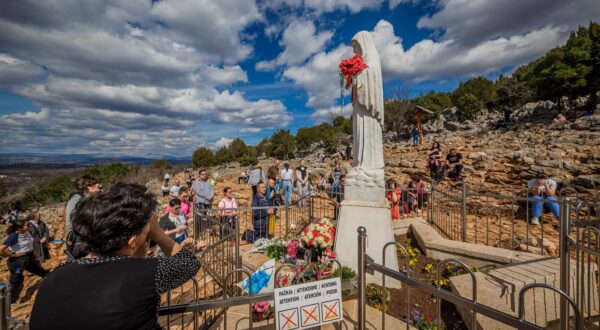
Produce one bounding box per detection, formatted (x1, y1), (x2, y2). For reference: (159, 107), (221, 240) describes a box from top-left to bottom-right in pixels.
(334, 168), (400, 288)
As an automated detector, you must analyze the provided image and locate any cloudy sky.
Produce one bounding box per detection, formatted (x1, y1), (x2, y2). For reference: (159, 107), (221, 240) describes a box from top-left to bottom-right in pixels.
(0, 0), (598, 157)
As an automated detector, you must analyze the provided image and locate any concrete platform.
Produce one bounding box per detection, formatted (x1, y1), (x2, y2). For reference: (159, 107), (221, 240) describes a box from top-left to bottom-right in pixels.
(450, 257), (599, 329)
(411, 221), (544, 268)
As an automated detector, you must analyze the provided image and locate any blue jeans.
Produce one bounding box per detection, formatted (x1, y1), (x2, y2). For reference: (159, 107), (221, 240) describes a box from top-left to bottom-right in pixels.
(282, 180), (293, 205)
(531, 195), (560, 219)
(413, 135), (419, 145)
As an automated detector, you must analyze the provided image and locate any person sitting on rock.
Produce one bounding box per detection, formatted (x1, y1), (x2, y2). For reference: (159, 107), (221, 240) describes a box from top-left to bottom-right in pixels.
(160, 179), (170, 197)
(238, 170), (249, 184)
(169, 178), (181, 198)
(443, 148), (464, 181)
(527, 173), (560, 226)
(428, 142), (443, 182)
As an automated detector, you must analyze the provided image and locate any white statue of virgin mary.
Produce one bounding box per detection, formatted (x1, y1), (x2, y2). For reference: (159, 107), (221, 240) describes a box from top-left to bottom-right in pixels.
(351, 31), (385, 170)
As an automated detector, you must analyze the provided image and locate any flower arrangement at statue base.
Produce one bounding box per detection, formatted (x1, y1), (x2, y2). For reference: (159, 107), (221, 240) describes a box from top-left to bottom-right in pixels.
(298, 217), (336, 262)
(247, 218), (342, 287)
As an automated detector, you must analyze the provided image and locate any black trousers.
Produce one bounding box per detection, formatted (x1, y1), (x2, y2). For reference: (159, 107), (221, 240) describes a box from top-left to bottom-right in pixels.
(8, 253), (47, 303)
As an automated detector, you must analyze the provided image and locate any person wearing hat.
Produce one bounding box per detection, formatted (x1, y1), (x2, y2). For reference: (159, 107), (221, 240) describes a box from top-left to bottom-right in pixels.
(280, 163), (294, 205)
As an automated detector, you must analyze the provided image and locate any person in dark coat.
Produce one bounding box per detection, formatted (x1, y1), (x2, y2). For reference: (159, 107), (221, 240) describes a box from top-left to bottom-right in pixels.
(27, 212), (50, 263)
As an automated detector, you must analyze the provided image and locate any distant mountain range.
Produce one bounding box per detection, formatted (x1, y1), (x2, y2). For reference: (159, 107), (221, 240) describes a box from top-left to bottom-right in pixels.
(0, 153), (191, 169)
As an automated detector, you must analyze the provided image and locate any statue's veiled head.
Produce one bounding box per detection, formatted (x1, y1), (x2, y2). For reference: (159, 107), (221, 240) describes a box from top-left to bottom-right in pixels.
(351, 31), (379, 67)
(352, 40), (362, 56)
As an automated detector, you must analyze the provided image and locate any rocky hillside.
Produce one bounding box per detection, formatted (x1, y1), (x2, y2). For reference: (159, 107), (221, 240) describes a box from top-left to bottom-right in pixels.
(1, 101), (599, 322)
(385, 102), (600, 199)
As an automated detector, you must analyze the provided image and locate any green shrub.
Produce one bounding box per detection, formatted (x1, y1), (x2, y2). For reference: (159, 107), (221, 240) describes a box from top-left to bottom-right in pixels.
(22, 175), (73, 209)
(331, 266), (357, 282)
(149, 159), (172, 169)
(365, 284), (391, 312)
(192, 147), (215, 168)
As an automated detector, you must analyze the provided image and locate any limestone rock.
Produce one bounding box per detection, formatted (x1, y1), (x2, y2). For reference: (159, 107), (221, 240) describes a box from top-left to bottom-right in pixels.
(574, 175), (600, 189)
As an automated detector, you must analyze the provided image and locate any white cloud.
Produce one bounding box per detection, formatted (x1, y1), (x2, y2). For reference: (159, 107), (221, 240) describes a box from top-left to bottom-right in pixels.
(264, 0), (385, 13)
(283, 12), (583, 116)
(195, 65), (248, 86)
(150, 0), (262, 63)
(371, 20), (567, 81)
(0, 0), (292, 156)
(312, 103), (352, 122)
(417, 0), (600, 47)
(214, 137), (234, 149)
(256, 20), (333, 71)
(240, 127), (263, 133)
(283, 45), (352, 109)
(0, 54), (45, 85)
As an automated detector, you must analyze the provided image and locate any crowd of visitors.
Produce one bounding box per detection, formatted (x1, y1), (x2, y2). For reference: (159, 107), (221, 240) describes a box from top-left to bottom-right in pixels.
(30, 183), (202, 329)
(0, 136), (570, 322)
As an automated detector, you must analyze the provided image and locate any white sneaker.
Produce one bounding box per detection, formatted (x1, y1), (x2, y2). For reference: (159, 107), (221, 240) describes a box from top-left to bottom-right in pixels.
(530, 217), (540, 225)
(416, 208), (422, 214)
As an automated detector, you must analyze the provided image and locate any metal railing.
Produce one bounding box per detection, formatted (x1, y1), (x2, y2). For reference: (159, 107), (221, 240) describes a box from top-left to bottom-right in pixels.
(158, 259), (344, 330)
(356, 226), (583, 330)
(429, 183), (600, 256)
(158, 190), (337, 329)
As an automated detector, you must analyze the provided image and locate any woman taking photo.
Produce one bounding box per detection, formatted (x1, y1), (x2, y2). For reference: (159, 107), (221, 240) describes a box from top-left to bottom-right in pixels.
(159, 198), (189, 244)
(30, 183), (202, 330)
(0, 219), (48, 304)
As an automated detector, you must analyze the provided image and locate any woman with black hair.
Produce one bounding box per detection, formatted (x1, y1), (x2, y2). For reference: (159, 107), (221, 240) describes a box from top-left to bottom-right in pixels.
(0, 219), (48, 304)
(159, 198), (188, 244)
(30, 183), (202, 330)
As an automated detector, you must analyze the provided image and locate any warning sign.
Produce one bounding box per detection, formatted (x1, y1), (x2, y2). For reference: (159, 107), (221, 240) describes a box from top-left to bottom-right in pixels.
(274, 278), (343, 330)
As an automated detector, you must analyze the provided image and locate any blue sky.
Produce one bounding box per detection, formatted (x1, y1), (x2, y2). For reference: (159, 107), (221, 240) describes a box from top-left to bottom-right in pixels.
(0, 0), (598, 157)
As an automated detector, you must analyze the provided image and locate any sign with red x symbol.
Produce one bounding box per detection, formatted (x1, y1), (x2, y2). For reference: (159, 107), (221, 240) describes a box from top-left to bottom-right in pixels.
(278, 308), (298, 330)
(274, 277), (343, 329)
(321, 300), (340, 321)
(301, 304), (320, 327)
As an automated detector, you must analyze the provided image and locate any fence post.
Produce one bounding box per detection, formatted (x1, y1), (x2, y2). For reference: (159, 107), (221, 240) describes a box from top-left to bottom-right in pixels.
(559, 197), (570, 330)
(429, 183), (434, 224)
(285, 203), (290, 235)
(462, 182), (468, 242)
(357, 226), (367, 330)
(0, 283), (9, 330)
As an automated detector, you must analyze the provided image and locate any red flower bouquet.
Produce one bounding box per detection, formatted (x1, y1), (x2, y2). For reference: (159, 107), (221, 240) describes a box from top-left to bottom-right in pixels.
(339, 54), (367, 89)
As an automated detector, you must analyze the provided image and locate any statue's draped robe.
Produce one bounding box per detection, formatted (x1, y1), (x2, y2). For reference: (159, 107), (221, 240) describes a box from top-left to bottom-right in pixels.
(351, 31), (385, 170)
